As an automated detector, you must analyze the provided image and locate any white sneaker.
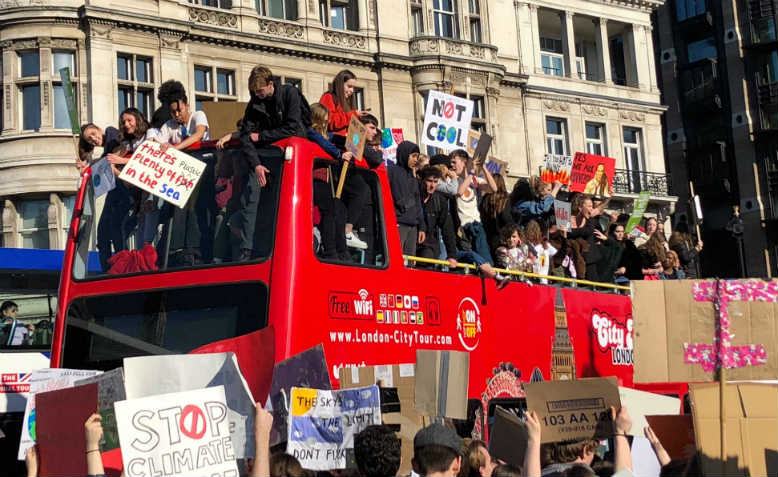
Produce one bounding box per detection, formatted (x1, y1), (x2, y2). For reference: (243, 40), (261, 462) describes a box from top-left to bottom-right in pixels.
(346, 231), (368, 249)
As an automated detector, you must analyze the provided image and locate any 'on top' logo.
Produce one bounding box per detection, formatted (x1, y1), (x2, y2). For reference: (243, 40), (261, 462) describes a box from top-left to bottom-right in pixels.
(457, 297), (481, 351)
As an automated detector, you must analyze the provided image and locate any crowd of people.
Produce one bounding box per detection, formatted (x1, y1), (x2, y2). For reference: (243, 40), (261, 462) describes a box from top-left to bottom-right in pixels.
(77, 65), (703, 284)
(21, 402), (699, 477)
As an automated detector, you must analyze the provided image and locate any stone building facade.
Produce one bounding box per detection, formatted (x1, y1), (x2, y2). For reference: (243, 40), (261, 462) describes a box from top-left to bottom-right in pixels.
(1, 0), (674, 251)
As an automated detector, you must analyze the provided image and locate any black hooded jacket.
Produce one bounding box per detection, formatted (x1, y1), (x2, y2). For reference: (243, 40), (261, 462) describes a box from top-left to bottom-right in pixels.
(387, 141), (425, 231)
(240, 83), (311, 169)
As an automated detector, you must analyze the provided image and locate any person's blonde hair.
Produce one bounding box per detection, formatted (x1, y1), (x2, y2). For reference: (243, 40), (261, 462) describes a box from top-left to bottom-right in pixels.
(310, 103), (329, 136)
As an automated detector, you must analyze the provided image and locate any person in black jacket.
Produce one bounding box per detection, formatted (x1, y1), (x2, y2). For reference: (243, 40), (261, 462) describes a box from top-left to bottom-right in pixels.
(387, 141), (426, 255)
(231, 65), (311, 261)
(417, 166), (459, 269)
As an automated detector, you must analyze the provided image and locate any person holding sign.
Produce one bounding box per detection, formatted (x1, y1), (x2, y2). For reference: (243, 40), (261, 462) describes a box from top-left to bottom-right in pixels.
(235, 65), (311, 261)
(450, 149), (497, 265)
(319, 70), (370, 137)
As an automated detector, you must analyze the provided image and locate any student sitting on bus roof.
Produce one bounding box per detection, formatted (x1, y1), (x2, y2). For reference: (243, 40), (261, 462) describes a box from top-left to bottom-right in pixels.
(153, 80), (210, 149)
(232, 65), (311, 262)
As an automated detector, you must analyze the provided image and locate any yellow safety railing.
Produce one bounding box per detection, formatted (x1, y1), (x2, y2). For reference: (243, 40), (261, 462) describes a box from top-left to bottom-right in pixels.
(404, 255), (631, 292)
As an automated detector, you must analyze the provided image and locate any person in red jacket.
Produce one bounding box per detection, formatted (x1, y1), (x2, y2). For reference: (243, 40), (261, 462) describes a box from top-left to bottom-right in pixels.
(319, 69), (370, 137)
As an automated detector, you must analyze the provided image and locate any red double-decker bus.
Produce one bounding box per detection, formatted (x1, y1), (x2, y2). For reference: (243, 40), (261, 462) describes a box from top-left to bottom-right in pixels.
(50, 137), (675, 428)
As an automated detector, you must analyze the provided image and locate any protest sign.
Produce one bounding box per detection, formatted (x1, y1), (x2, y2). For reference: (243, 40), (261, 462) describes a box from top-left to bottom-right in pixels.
(269, 344), (331, 447)
(569, 152), (615, 196)
(339, 364), (420, 476)
(118, 140), (206, 209)
(632, 280), (778, 383)
(689, 382), (777, 477)
(421, 90), (474, 150)
(524, 377), (620, 443)
(124, 353), (256, 458)
(631, 436), (662, 477)
(625, 191), (651, 234)
(74, 368), (126, 451)
(345, 116), (367, 161)
(473, 132), (493, 165)
(554, 200), (571, 230)
(541, 154), (574, 185)
(190, 327), (275, 406)
(36, 383), (98, 477)
(488, 405), (528, 467)
(617, 387), (680, 436)
(287, 385), (381, 470)
(415, 349), (469, 420)
(0, 352), (48, 413)
(644, 415), (695, 460)
(466, 130), (480, 157)
(201, 101), (247, 141)
(381, 128), (404, 164)
(115, 386), (238, 477)
(91, 157), (116, 198)
(17, 368), (102, 460)
(484, 156), (508, 176)
(562, 288), (634, 386)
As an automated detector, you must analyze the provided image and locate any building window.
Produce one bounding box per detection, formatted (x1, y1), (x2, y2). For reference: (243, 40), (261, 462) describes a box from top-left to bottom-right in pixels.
(456, 93), (486, 132)
(194, 65), (238, 111)
(433, 0), (458, 39)
(756, 51), (778, 86)
(319, 0), (359, 31)
(21, 85), (41, 131)
(410, 0), (424, 37)
(52, 53), (76, 130)
(19, 199), (50, 249)
(623, 127), (645, 176)
(675, 0), (706, 22)
(19, 51), (39, 78)
(585, 123), (606, 156)
(116, 53), (154, 119)
(575, 44), (589, 80)
(258, 0), (298, 20)
(687, 37), (717, 63)
(546, 118), (568, 156)
(353, 86), (365, 110)
(468, 0), (482, 43)
(188, 0), (232, 8)
(274, 75), (304, 92)
(752, 17), (777, 43)
(540, 37), (564, 76)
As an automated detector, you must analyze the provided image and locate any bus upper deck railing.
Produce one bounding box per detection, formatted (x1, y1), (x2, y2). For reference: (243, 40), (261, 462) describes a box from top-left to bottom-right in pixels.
(404, 255), (631, 293)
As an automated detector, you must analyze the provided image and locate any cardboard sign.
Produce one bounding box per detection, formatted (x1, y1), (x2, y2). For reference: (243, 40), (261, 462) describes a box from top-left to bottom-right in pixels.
(36, 383), (97, 477)
(91, 157), (116, 198)
(625, 191), (651, 234)
(569, 152), (615, 196)
(617, 387), (680, 436)
(381, 128), (404, 164)
(524, 377), (620, 443)
(287, 385), (381, 470)
(115, 386), (238, 477)
(644, 415), (695, 461)
(0, 352), (48, 413)
(484, 156), (508, 176)
(74, 368), (126, 451)
(339, 364), (420, 476)
(200, 101), (247, 141)
(17, 368), (102, 460)
(268, 344), (331, 447)
(689, 382), (777, 477)
(414, 349), (469, 420)
(124, 353), (256, 458)
(541, 154), (574, 185)
(345, 116), (367, 161)
(488, 406), (528, 467)
(554, 200), (571, 230)
(421, 90), (474, 150)
(466, 130), (480, 157)
(632, 280), (778, 383)
(118, 140), (206, 208)
(473, 132), (493, 165)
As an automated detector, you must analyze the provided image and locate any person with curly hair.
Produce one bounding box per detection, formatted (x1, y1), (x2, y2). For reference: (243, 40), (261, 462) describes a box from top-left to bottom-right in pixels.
(354, 425), (401, 477)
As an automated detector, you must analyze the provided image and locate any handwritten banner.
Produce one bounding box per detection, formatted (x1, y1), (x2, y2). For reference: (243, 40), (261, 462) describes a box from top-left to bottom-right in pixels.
(422, 90), (474, 150)
(569, 152), (615, 196)
(541, 154), (574, 185)
(554, 200), (571, 230)
(287, 385), (381, 470)
(625, 191), (651, 234)
(118, 140), (205, 208)
(115, 386), (238, 477)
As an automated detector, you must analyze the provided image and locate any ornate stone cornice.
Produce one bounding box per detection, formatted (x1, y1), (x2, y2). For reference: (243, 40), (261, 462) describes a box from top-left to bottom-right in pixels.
(582, 103), (608, 117)
(158, 29), (184, 50)
(619, 110), (646, 122)
(0, 0), (44, 7)
(410, 37), (499, 64)
(323, 29), (367, 50)
(188, 6), (238, 29)
(258, 18), (304, 40)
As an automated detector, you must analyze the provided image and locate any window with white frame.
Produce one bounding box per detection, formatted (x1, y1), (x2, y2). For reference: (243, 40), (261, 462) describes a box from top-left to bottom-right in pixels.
(117, 53), (154, 120)
(18, 50), (41, 131)
(274, 75), (304, 93)
(52, 51), (76, 130)
(455, 93), (486, 132)
(540, 37), (564, 77)
(188, 0), (232, 8)
(585, 122), (606, 156)
(433, 0), (458, 39)
(575, 44), (588, 80)
(468, 0), (482, 43)
(258, 0), (298, 20)
(546, 117), (568, 155)
(194, 66), (237, 110)
(319, 0), (359, 31)
(19, 199), (50, 249)
(410, 0), (424, 37)
(623, 127), (645, 191)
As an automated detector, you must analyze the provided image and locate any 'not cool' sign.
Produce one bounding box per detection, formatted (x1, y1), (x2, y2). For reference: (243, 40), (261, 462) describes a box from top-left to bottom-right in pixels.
(422, 90), (474, 151)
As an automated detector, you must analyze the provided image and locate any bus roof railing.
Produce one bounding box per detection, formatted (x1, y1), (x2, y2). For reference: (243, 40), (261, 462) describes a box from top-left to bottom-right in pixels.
(404, 255), (630, 292)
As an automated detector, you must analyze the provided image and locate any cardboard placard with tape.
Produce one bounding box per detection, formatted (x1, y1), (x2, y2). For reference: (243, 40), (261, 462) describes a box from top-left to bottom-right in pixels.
(414, 350), (469, 420)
